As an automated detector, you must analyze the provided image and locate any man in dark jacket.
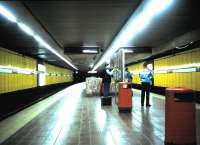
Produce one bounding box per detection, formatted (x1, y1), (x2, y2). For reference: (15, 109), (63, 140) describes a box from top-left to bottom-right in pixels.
(102, 63), (114, 97)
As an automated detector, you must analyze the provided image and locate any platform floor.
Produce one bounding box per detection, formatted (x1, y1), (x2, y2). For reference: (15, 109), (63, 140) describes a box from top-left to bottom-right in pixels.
(0, 83), (199, 145)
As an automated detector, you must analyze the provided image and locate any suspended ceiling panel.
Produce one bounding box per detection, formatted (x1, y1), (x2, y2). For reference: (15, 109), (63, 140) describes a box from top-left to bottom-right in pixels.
(22, 0), (141, 71)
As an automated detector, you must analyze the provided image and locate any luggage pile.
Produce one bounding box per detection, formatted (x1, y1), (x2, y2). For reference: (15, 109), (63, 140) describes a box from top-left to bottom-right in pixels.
(85, 77), (102, 95)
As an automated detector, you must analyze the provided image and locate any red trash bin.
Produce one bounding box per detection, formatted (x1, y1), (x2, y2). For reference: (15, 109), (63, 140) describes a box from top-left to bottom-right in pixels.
(165, 88), (196, 145)
(118, 82), (133, 112)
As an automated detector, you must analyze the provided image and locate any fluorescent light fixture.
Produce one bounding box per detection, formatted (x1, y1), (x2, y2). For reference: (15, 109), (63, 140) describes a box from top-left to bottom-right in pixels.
(34, 35), (51, 49)
(0, 4), (17, 23)
(18, 22), (34, 36)
(123, 49), (134, 53)
(0, 3), (78, 70)
(56, 53), (78, 70)
(88, 70), (97, 74)
(81, 45), (100, 47)
(34, 35), (78, 70)
(92, 0), (174, 71)
(82, 49), (98, 53)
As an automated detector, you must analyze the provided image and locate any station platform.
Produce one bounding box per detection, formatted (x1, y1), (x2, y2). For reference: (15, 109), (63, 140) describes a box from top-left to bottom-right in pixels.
(0, 83), (199, 145)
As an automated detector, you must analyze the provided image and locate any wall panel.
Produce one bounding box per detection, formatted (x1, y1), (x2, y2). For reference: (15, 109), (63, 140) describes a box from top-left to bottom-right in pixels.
(154, 48), (200, 91)
(0, 47), (74, 94)
(127, 48), (200, 91)
(45, 63), (73, 85)
(127, 63), (143, 84)
(0, 48), (37, 94)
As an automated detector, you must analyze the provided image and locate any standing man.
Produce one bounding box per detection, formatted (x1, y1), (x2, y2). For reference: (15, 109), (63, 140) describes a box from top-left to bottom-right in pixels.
(102, 63), (114, 98)
(124, 67), (132, 82)
(139, 62), (153, 107)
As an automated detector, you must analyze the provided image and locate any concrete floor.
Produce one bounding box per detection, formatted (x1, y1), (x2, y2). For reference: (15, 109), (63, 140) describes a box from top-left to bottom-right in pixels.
(0, 83), (199, 145)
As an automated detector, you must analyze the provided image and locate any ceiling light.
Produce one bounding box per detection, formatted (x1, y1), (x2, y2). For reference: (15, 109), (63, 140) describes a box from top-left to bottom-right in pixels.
(0, 3), (78, 70)
(123, 49), (134, 53)
(34, 35), (78, 70)
(0, 4), (17, 23)
(18, 22), (34, 36)
(34, 35), (51, 49)
(92, 0), (174, 71)
(82, 50), (98, 53)
(88, 70), (97, 74)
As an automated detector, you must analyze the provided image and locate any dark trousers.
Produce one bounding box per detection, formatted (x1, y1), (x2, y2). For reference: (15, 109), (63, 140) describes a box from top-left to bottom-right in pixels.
(141, 82), (151, 106)
(103, 82), (110, 97)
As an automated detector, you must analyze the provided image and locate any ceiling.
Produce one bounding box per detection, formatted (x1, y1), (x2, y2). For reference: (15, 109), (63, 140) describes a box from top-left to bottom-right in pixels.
(0, 0), (200, 71)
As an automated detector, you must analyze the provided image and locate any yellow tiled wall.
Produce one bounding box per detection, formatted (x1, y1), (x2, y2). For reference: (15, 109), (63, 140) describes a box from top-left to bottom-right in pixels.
(0, 48), (37, 94)
(154, 49), (200, 91)
(128, 62), (143, 84)
(0, 47), (74, 94)
(127, 48), (200, 91)
(45, 63), (73, 85)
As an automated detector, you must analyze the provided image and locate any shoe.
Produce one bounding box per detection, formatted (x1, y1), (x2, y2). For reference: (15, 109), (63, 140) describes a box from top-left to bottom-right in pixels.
(146, 104), (151, 107)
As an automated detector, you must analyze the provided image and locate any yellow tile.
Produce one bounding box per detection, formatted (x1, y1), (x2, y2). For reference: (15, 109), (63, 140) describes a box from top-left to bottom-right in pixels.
(0, 74), (4, 93)
(196, 72), (200, 91)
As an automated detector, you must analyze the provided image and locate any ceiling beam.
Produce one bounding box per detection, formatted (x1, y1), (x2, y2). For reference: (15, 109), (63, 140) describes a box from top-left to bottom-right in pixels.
(122, 46), (152, 53)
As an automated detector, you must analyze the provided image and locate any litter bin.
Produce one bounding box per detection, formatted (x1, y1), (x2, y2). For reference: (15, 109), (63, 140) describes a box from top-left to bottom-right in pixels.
(165, 88), (196, 145)
(118, 82), (133, 112)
